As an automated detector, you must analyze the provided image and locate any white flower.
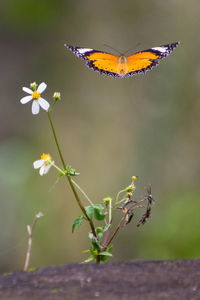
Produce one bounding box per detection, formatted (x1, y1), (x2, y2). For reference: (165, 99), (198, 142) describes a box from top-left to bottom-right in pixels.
(33, 153), (53, 176)
(20, 82), (50, 115)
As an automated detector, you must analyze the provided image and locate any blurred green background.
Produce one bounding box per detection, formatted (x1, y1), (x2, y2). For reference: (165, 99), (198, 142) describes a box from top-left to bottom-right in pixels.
(0, 0), (200, 273)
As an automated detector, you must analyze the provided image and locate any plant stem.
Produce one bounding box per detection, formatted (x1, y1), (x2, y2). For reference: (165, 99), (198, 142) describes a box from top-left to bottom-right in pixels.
(115, 188), (126, 204)
(108, 200), (112, 224)
(48, 111), (66, 168)
(105, 213), (128, 248)
(24, 212), (43, 271)
(71, 179), (94, 206)
(52, 163), (94, 206)
(67, 176), (97, 238)
(105, 201), (145, 248)
(47, 111), (97, 239)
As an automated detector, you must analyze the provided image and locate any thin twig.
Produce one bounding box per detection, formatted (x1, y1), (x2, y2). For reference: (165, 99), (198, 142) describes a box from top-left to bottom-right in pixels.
(108, 200), (112, 224)
(24, 212), (44, 271)
(105, 202), (145, 248)
(71, 179), (94, 206)
(105, 212), (128, 248)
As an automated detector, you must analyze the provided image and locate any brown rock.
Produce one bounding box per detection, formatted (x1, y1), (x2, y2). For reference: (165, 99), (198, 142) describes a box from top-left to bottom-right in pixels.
(0, 259), (200, 300)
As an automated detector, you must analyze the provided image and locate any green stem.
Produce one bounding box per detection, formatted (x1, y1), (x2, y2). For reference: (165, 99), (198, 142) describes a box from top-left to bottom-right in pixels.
(108, 200), (112, 224)
(115, 188), (126, 204)
(52, 163), (94, 206)
(48, 111), (66, 168)
(52, 163), (65, 175)
(71, 179), (94, 206)
(47, 111), (97, 239)
(67, 176), (97, 238)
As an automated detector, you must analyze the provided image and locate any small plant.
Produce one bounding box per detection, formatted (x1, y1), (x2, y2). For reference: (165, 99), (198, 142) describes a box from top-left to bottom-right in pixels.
(20, 82), (155, 266)
(24, 212), (44, 271)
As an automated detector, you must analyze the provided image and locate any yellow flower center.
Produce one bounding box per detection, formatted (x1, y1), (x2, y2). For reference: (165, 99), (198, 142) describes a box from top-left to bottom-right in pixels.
(41, 153), (51, 161)
(32, 91), (41, 99)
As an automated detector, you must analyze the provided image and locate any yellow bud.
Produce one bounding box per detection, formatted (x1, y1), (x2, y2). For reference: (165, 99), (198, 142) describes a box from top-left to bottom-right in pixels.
(132, 176), (138, 181)
(103, 197), (112, 206)
(30, 82), (37, 90)
(53, 92), (61, 101)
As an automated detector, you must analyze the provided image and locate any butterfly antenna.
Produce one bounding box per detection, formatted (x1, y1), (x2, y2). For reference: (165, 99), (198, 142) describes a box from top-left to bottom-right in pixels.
(103, 44), (122, 55)
(123, 42), (142, 55)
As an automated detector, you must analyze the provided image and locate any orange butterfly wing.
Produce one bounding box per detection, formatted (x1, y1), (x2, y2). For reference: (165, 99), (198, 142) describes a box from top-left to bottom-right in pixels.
(86, 52), (120, 76)
(65, 42), (179, 78)
(125, 43), (180, 76)
(126, 51), (160, 75)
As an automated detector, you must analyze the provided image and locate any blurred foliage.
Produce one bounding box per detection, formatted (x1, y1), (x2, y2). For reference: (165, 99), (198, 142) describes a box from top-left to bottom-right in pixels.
(0, 0), (200, 273)
(135, 190), (200, 259)
(0, 0), (61, 33)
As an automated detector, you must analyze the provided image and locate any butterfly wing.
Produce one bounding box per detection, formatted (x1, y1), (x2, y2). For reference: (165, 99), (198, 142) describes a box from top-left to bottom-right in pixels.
(65, 44), (121, 77)
(125, 42), (180, 77)
(65, 42), (180, 78)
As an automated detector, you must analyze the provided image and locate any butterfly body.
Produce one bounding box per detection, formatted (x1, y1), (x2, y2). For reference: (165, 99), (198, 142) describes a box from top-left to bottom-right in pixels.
(65, 42), (179, 78)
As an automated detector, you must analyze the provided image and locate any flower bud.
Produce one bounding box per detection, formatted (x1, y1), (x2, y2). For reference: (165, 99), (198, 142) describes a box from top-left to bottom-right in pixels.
(53, 92), (61, 102)
(103, 197), (112, 206)
(30, 82), (38, 91)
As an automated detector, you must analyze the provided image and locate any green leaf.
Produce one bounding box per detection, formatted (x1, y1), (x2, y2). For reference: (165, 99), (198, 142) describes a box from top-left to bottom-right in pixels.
(91, 238), (101, 250)
(64, 165), (80, 176)
(89, 226), (108, 247)
(88, 232), (101, 250)
(72, 216), (84, 233)
(100, 246), (113, 262)
(82, 256), (94, 264)
(85, 204), (106, 221)
(82, 249), (90, 254)
(85, 206), (95, 220)
(96, 227), (104, 239)
(93, 205), (106, 220)
(100, 254), (111, 262)
(100, 251), (113, 257)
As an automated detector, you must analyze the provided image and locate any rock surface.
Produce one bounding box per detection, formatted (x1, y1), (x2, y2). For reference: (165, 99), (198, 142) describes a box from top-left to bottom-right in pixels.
(0, 259), (200, 300)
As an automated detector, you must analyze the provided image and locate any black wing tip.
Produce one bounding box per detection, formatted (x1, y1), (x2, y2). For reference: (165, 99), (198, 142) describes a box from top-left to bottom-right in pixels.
(161, 41), (180, 50)
(171, 41), (180, 45)
(64, 44), (74, 50)
(174, 41), (180, 46)
(150, 41), (180, 58)
(168, 41), (180, 49)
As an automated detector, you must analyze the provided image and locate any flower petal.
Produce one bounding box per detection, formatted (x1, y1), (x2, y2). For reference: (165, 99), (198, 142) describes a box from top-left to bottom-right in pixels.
(20, 95), (33, 104)
(22, 87), (33, 94)
(32, 100), (40, 114)
(39, 165), (45, 176)
(37, 82), (47, 93)
(38, 97), (50, 111)
(33, 160), (44, 169)
(43, 165), (52, 175)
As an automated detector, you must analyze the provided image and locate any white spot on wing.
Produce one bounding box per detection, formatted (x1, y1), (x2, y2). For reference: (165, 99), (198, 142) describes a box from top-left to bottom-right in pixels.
(77, 48), (93, 54)
(152, 47), (168, 53)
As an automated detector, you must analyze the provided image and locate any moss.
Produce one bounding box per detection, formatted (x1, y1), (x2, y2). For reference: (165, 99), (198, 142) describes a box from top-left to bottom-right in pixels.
(50, 288), (59, 293)
(27, 267), (37, 273)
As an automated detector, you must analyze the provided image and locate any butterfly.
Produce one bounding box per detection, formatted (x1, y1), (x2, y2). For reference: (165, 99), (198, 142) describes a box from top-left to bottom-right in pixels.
(64, 42), (180, 78)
